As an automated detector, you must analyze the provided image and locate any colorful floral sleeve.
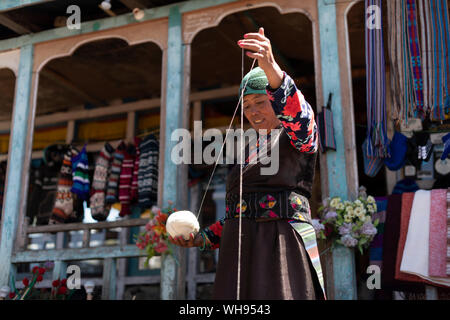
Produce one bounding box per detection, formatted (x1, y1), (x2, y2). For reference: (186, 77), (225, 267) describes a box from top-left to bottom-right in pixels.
(266, 72), (318, 153)
(201, 217), (225, 250)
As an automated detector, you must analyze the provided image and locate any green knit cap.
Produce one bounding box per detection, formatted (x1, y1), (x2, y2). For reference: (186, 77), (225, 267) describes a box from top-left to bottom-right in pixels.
(239, 67), (268, 97)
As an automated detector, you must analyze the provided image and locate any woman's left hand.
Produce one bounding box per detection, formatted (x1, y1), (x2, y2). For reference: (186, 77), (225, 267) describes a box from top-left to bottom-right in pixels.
(237, 27), (284, 89)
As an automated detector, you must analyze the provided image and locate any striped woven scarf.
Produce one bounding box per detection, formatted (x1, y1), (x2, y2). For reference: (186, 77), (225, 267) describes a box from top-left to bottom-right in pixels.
(429, 0), (450, 120)
(289, 221), (326, 299)
(406, 0), (425, 118)
(365, 0), (390, 158)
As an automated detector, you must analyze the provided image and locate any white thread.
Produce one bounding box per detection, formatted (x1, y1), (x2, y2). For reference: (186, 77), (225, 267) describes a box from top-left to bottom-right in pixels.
(196, 56), (258, 219)
(195, 48), (257, 300)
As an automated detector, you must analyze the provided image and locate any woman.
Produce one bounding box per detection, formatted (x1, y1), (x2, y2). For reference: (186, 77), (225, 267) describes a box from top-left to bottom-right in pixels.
(169, 28), (325, 300)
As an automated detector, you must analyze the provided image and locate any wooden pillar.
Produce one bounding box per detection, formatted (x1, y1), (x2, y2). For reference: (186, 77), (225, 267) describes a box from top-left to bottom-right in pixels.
(102, 258), (117, 300)
(0, 44), (35, 287)
(317, 0), (357, 300)
(160, 5), (184, 300)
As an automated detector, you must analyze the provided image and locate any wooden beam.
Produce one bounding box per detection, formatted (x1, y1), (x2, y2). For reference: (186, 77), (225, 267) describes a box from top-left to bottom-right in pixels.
(0, 0), (239, 52)
(119, 0), (146, 10)
(0, 0), (54, 12)
(11, 244), (145, 263)
(27, 218), (148, 234)
(40, 68), (106, 107)
(0, 13), (32, 34)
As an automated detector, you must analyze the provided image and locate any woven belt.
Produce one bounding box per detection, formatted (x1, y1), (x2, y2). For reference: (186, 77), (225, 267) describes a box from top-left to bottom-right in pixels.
(225, 190), (312, 224)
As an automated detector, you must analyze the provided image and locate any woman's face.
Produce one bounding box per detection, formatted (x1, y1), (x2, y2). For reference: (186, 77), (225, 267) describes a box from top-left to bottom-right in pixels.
(243, 94), (280, 132)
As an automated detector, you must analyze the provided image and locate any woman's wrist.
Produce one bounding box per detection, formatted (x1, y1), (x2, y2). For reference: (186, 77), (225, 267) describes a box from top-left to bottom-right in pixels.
(263, 62), (284, 90)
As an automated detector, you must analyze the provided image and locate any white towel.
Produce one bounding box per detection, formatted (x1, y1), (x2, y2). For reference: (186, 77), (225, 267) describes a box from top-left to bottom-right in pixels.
(400, 190), (450, 287)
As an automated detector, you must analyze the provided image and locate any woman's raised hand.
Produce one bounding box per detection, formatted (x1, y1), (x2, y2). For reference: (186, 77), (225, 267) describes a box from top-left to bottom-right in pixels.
(237, 27), (284, 89)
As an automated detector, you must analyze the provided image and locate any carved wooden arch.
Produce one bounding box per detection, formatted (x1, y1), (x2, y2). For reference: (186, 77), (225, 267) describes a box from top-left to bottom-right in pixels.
(33, 18), (168, 73)
(182, 0), (322, 103)
(0, 49), (20, 77)
(182, 0), (318, 45)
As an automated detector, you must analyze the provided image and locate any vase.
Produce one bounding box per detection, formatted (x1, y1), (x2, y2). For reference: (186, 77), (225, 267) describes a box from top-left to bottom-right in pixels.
(331, 243), (357, 300)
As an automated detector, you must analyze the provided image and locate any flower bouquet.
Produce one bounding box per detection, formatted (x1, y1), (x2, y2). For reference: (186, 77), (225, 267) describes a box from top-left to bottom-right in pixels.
(312, 187), (379, 254)
(135, 204), (176, 268)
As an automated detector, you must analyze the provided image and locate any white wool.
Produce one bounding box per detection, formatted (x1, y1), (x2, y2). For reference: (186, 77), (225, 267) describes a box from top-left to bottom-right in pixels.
(166, 210), (200, 240)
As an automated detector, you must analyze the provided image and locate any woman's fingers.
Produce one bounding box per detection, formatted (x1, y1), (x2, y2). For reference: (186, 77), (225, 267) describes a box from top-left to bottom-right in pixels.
(169, 234), (196, 247)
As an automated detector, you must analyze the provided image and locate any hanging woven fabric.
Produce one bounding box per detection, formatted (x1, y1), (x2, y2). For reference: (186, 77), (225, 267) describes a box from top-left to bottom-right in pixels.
(365, 0), (390, 158)
(406, 0), (425, 119)
(439, 0), (450, 117)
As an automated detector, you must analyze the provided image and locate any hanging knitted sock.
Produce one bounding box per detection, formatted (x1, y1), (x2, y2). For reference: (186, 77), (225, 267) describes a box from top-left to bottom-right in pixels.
(119, 144), (136, 217)
(138, 135), (159, 209)
(71, 144), (90, 201)
(105, 141), (126, 205)
(130, 137), (141, 203)
(90, 142), (114, 221)
(49, 148), (74, 224)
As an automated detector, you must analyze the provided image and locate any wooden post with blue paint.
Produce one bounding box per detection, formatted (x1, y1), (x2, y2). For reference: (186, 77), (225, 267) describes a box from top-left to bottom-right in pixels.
(317, 0), (357, 300)
(160, 5), (184, 300)
(0, 44), (34, 288)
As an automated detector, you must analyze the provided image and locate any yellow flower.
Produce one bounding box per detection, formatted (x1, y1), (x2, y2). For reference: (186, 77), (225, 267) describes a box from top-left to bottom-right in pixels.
(344, 214), (352, 223)
(336, 203), (345, 210)
(330, 197), (341, 208)
(367, 196), (376, 204)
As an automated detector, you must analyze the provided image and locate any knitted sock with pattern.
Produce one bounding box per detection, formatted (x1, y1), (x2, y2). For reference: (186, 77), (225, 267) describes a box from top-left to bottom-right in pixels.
(90, 142), (114, 221)
(49, 148), (73, 224)
(71, 144), (90, 201)
(138, 135), (159, 209)
(105, 141), (126, 205)
(119, 144), (136, 217)
(130, 137), (141, 203)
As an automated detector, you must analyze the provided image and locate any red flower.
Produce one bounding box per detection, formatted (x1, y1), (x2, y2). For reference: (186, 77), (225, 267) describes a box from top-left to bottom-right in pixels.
(36, 275), (43, 282)
(282, 121), (302, 132)
(57, 286), (67, 295)
(9, 292), (16, 299)
(38, 267), (46, 275)
(32, 266), (39, 274)
(52, 279), (60, 287)
(282, 93), (301, 118)
(61, 279), (67, 286)
(22, 277), (29, 287)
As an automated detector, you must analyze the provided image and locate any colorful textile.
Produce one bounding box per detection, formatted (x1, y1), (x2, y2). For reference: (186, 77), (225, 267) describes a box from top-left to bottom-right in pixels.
(138, 134), (159, 209)
(130, 137), (141, 202)
(400, 190), (450, 287)
(71, 144), (90, 200)
(446, 188), (450, 276)
(118, 144), (136, 217)
(90, 142), (114, 221)
(428, 189), (447, 277)
(266, 72), (318, 154)
(105, 141), (126, 204)
(406, 0), (425, 118)
(289, 221), (326, 299)
(49, 148), (73, 224)
(316, 94), (336, 152)
(365, 0), (390, 158)
(362, 138), (384, 177)
(202, 217), (225, 250)
(395, 192), (426, 284)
